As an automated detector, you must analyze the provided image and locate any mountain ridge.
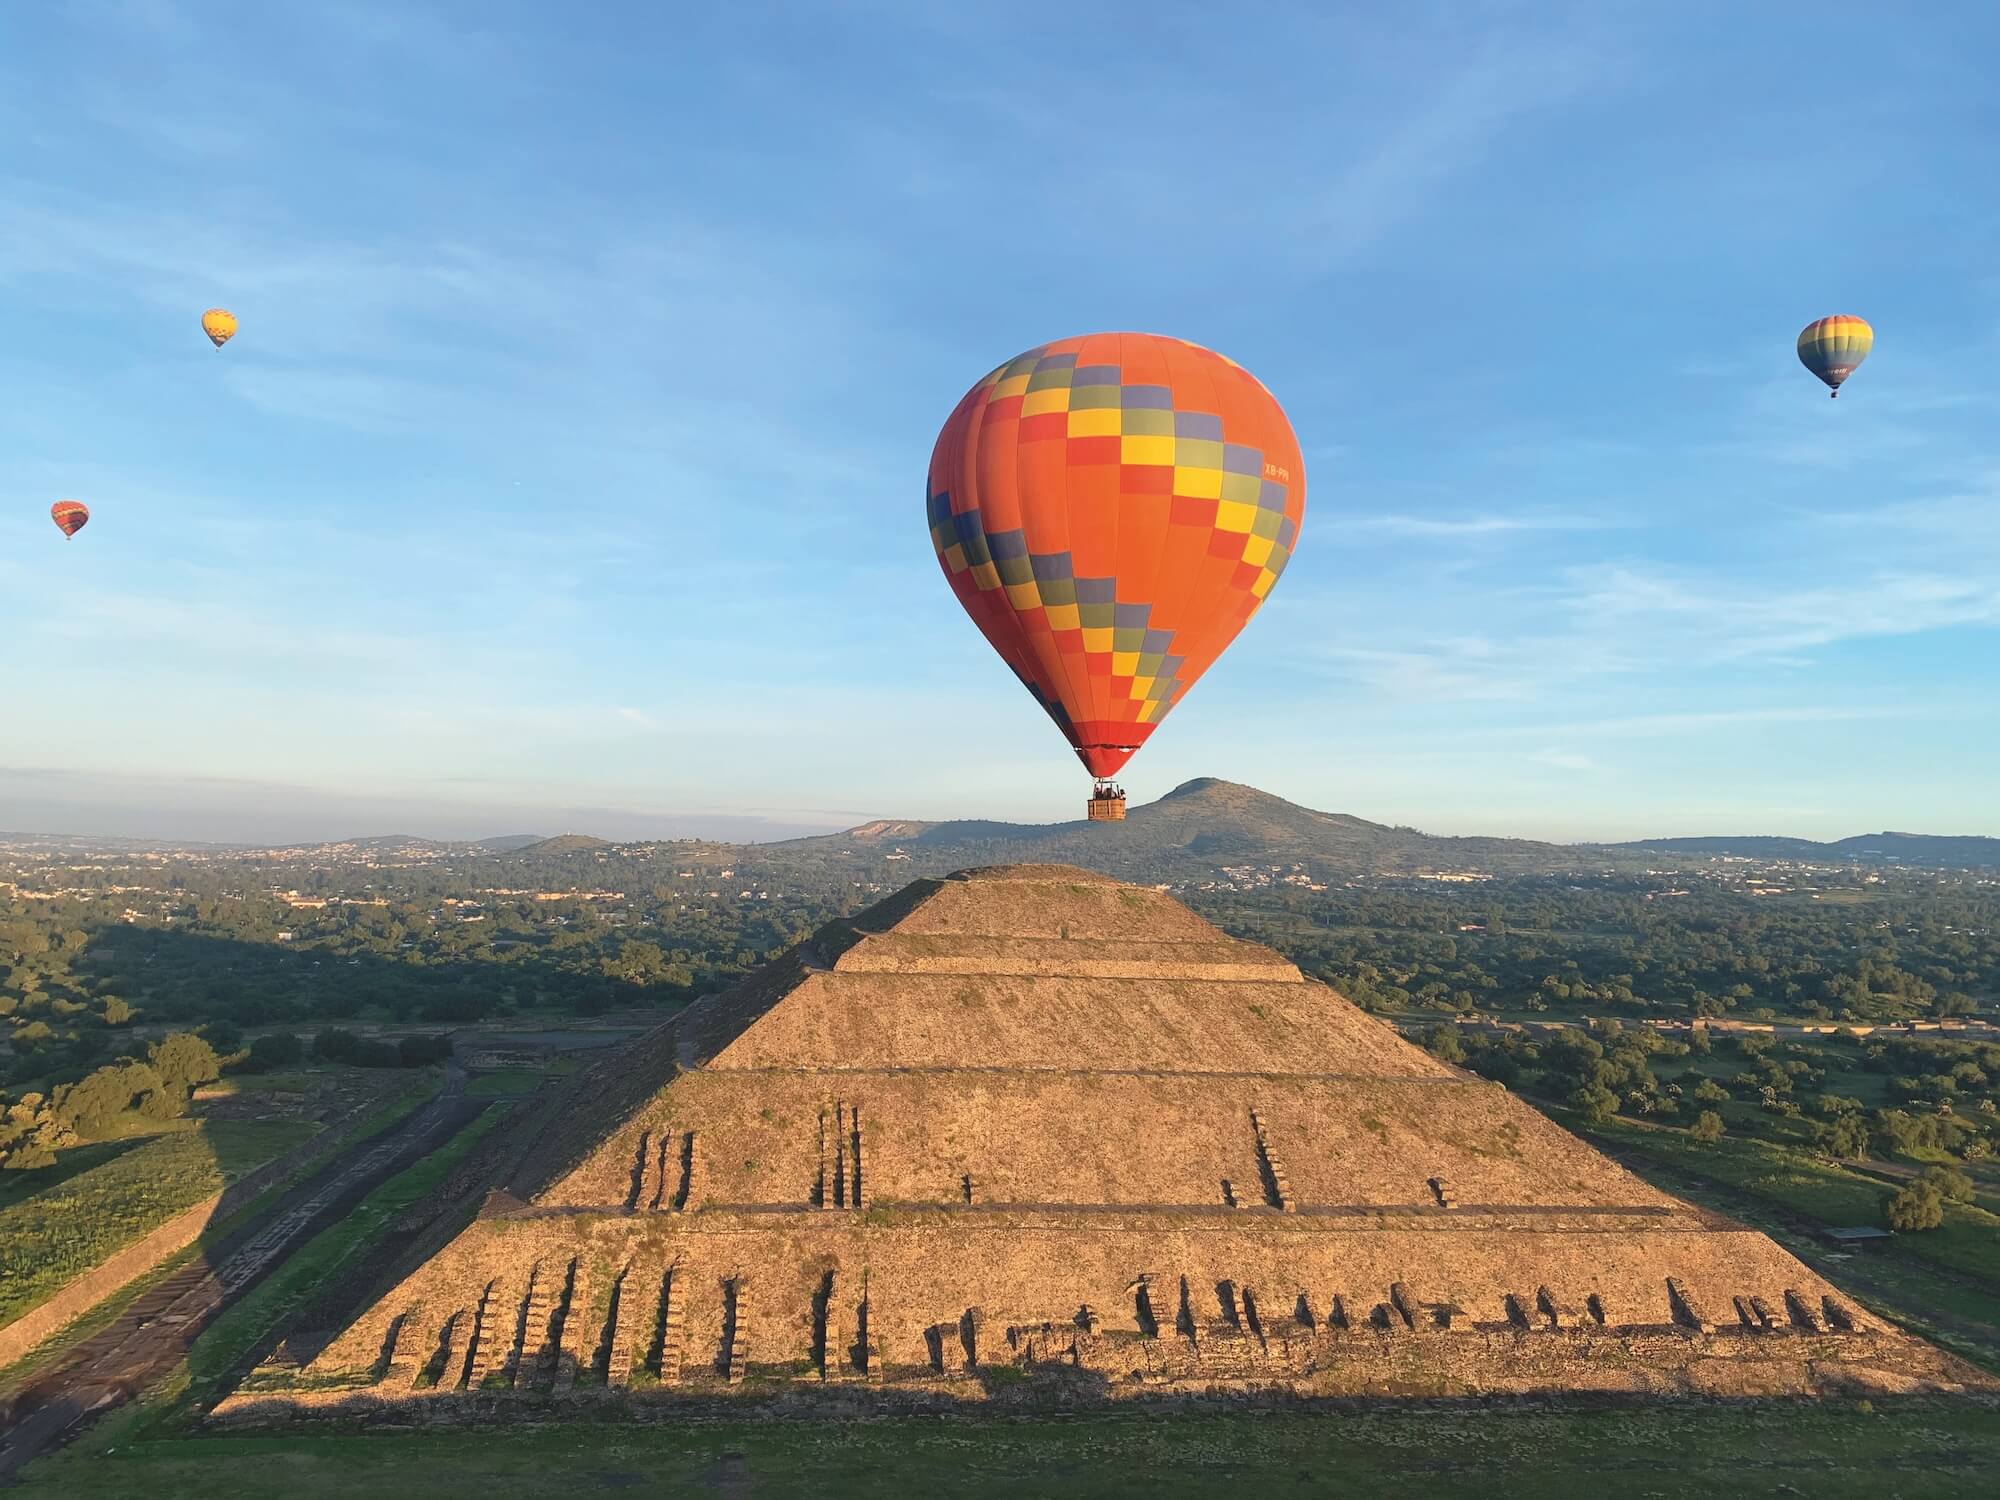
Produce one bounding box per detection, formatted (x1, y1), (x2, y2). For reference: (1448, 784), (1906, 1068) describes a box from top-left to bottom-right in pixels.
(8, 783), (1998, 873)
(1614, 830), (2000, 868)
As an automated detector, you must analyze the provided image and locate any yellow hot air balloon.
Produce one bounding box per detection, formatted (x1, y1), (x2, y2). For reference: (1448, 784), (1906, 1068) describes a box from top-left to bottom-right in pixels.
(201, 308), (238, 349)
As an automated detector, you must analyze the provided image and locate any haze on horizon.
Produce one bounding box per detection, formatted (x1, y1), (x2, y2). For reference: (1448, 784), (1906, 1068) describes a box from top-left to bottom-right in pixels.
(2, 2), (1997, 847)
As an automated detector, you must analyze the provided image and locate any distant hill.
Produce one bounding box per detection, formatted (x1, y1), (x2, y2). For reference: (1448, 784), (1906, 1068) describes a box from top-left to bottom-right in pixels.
(325, 834), (440, 853)
(1616, 830), (2000, 869)
(1613, 835), (1831, 859)
(770, 778), (1606, 881)
(510, 834), (613, 856)
(475, 834), (549, 854)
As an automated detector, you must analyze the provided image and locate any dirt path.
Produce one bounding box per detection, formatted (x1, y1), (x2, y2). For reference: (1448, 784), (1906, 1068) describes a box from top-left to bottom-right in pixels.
(0, 1067), (477, 1483)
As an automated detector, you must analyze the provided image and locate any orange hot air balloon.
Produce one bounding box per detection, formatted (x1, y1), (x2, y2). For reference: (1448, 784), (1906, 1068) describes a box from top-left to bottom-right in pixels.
(51, 500), (90, 538)
(928, 333), (1306, 814)
(201, 308), (238, 349)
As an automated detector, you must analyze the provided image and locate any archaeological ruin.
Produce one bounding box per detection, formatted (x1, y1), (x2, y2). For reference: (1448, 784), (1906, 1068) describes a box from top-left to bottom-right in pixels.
(217, 864), (1989, 1420)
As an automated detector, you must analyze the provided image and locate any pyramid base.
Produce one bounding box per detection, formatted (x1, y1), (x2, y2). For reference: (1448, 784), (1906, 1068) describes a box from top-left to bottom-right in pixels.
(220, 1209), (1994, 1419)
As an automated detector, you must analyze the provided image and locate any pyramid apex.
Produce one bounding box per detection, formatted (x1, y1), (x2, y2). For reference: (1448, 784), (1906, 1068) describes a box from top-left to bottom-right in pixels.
(944, 863), (1122, 884)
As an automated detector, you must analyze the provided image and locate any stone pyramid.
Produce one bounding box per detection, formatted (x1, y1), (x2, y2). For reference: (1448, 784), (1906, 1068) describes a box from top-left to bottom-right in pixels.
(225, 866), (1982, 1415)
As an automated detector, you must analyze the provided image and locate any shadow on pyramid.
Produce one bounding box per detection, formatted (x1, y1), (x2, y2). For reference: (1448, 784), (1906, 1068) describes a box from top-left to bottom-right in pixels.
(219, 865), (1988, 1417)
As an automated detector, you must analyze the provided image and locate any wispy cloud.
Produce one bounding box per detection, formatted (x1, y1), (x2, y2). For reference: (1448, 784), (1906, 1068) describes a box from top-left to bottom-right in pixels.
(1498, 707), (1890, 741)
(1295, 35), (1609, 268)
(1567, 564), (2000, 660)
(1527, 748), (1598, 772)
(1347, 512), (1620, 539)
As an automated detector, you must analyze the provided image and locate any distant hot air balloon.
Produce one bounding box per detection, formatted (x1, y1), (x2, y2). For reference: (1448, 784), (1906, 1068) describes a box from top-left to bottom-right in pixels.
(201, 308), (238, 349)
(51, 500), (89, 539)
(1797, 315), (1872, 397)
(929, 333), (1306, 820)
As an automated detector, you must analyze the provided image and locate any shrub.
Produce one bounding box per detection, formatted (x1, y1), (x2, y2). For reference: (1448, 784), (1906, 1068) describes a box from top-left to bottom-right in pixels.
(1689, 1110), (1725, 1144)
(397, 1034), (454, 1067)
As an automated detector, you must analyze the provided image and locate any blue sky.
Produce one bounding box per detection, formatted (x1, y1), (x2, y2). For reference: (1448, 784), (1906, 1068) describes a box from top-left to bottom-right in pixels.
(2, 0), (1997, 844)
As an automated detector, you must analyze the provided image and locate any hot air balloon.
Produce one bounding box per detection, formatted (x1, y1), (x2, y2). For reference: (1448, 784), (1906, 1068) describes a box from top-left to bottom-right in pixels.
(929, 333), (1306, 820)
(1797, 315), (1871, 397)
(201, 308), (238, 349)
(51, 500), (89, 539)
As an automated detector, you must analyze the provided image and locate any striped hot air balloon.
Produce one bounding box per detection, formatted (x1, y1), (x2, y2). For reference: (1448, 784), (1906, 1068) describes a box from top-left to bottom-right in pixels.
(1797, 315), (1872, 397)
(928, 333), (1305, 812)
(51, 500), (89, 538)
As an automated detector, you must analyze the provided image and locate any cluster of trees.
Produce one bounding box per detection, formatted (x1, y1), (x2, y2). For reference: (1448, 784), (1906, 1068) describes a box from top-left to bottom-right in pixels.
(0, 847), (874, 1102)
(1438, 1022), (1996, 1150)
(302, 1029), (452, 1070)
(0, 1032), (219, 1170)
(1193, 874), (2000, 1024)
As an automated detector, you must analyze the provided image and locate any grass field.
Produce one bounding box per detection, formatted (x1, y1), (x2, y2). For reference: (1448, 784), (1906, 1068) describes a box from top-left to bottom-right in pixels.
(0, 1072), (443, 1393)
(1572, 1111), (2000, 1285)
(0, 1118), (317, 1327)
(464, 1068), (548, 1097)
(19, 1401), (2000, 1498)
(77, 1101), (510, 1440)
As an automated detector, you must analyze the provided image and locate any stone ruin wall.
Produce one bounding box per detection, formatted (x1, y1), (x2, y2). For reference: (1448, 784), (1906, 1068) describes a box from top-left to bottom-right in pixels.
(262, 1212), (1971, 1412)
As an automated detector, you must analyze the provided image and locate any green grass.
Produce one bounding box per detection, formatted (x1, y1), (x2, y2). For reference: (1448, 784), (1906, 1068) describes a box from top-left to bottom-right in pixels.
(1573, 1110), (2000, 1285)
(464, 1069), (546, 1097)
(207, 1071), (321, 1096)
(0, 1119), (317, 1326)
(21, 1402), (2000, 1498)
(0, 1074), (439, 1389)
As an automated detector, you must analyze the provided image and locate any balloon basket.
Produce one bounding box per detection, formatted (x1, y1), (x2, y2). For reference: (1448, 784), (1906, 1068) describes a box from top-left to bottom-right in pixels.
(1087, 783), (1127, 822)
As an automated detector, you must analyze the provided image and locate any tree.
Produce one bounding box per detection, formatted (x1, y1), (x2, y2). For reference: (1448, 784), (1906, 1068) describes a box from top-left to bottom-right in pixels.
(102, 996), (134, 1026)
(2, 1139), (56, 1171)
(1569, 1083), (1619, 1123)
(314, 1028), (361, 1064)
(1821, 1113), (1870, 1160)
(1884, 1183), (1944, 1232)
(149, 1033), (221, 1096)
(1423, 1024), (1466, 1065)
(1692, 1079), (1729, 1105)
(246, 1033), (305, 1071)
(51, 1060), (170, 1136)
(1919, 1164), (1975, 1205)
(1689, 1110), (1726, 1144)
